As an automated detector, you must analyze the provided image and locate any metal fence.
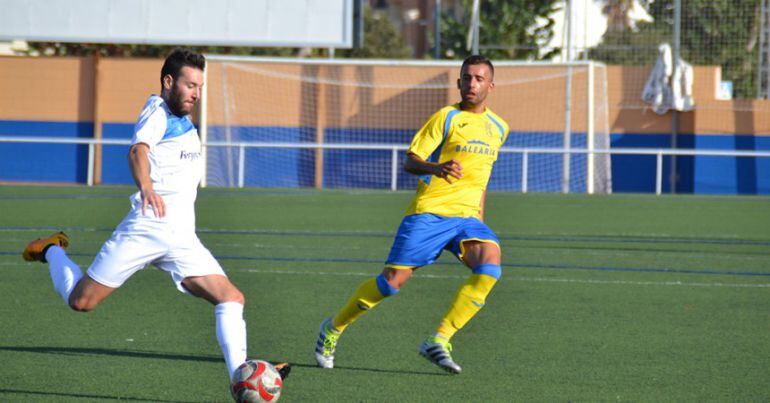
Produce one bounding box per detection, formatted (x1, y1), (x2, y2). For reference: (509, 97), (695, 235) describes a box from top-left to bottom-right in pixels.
(482, 1), (763, 101)
(2, 136), (769, 195)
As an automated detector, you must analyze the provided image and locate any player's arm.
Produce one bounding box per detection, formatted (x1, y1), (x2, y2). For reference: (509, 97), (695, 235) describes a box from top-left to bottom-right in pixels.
(128, 143), (166, 218)
(479, 190), (486, 221)
(406, 108), (463, 183)
(404, 152), (462, 184)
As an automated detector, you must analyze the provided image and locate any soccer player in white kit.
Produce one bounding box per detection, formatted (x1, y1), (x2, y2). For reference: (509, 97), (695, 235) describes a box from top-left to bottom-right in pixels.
(22, 48), (288, 384)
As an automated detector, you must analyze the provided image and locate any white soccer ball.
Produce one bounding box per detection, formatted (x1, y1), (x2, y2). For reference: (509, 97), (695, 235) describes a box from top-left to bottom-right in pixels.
(230, 359), (283, 402)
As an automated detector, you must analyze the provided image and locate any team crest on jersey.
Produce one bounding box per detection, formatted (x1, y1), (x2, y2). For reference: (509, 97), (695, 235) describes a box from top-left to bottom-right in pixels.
(484, 121), (495, 137)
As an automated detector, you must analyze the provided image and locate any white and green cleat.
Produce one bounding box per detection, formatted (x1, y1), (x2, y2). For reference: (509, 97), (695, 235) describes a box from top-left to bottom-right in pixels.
(419, 336), (462, 374)
(315, 317), (340, 369)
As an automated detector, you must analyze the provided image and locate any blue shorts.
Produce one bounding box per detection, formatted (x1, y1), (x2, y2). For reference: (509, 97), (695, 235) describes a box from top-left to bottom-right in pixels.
(385, 214), (500, 269)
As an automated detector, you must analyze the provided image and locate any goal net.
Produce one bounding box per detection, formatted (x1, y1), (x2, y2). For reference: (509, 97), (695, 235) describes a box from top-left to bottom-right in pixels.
(202, 56), (611, 193)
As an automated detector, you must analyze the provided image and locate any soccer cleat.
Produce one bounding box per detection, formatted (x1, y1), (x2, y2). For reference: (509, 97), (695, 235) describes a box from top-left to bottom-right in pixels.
(315, 317), (340, 369)
(22, 231), (70, 263)
(419, 336), (462, 374)
(272, 362), (291, 381)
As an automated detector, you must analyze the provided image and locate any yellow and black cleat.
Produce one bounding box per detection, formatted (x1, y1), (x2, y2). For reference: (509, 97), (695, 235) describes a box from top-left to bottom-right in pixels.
(272, 362), (291, 381)
(22, 231), (69, 263)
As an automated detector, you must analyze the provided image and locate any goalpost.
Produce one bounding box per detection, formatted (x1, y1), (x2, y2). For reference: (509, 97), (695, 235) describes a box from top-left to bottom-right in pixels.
(200, 56), (611, 194)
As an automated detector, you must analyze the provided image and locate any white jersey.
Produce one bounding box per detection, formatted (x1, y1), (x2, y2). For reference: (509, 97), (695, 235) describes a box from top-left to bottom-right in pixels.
(86, 95), (226, 294)
(129, 95), (203, 227)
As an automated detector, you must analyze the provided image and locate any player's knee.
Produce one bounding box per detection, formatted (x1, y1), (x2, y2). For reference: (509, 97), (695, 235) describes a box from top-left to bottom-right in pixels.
(489, 243), (502, 259)
(223, 288), (245, 305)
(465, 242), (501, 267)
(376, 272), (401, 296)
(380, 267), (412, 290)
(233, 290), (245, 305)
(472, 264), (502, 280)
(68, 295), (96, 312)
(478, 242), (501, 260)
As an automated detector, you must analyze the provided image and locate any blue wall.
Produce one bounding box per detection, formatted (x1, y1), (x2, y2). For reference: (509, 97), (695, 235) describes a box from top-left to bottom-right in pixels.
(611, 133), (770, 194)
(2, 119), (769, 195)
(101, 123), (134, 185)
(0, 120), (92, 183)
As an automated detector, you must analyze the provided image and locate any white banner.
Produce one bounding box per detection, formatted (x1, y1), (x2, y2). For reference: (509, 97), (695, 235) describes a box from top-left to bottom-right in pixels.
(0, 0), (353, 48)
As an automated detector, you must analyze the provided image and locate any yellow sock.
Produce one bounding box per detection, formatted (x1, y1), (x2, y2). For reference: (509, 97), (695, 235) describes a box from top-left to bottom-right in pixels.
(436, 272), (498, 340)
(332, 274), (398, 332)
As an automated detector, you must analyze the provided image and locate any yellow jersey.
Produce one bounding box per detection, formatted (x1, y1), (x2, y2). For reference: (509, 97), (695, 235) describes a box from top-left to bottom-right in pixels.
(405, 103), (509, 219)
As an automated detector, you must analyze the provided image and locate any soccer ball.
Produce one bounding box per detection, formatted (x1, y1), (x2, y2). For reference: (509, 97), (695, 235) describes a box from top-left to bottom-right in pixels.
(230, 360), (283, 402)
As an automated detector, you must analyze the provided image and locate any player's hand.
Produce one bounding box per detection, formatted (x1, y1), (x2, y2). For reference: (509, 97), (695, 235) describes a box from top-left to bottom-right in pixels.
(141, 187), (166, 218)
(434, 159), (463, 183)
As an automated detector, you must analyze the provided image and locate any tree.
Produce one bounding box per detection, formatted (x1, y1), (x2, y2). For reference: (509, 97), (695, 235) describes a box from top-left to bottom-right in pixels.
(670, 0), (760, 98)
(438, 0), (561, 60)
(337, 5), (412, 59)
(587, 24), (671, 66)
(591, 0), (760, 98)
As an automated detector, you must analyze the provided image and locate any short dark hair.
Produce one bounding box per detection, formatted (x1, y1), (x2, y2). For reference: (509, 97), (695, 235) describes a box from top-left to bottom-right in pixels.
(460, 55), (494, 78)
(160, 48), (205, 86)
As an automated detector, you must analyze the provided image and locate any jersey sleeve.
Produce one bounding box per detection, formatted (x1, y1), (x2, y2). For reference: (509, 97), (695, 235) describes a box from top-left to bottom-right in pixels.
(131, 99), (167, 150)
(501, 122), (510, 145)
(407, 108), (448, 160)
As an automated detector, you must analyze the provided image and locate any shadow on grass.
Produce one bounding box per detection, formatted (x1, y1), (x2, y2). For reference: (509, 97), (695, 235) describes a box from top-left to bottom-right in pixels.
(328, 364), (448, 377)
(0, 345), (285, 369)
(0, 387), (199, 402)
(1, 345), (444, 376)
(0, 345), (224, 363)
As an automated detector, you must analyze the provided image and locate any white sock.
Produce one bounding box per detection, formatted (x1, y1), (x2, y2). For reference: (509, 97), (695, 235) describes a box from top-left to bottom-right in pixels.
(45, 246), (83, 305)
(215, 302), (248, 379)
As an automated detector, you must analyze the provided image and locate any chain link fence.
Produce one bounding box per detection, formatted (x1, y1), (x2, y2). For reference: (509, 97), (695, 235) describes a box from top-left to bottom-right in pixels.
(585, 0), (764, 103)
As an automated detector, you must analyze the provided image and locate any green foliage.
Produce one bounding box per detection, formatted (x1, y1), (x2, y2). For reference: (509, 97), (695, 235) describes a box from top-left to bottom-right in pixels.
(591, 0), (760, 98)
(588, 26), (671, 65)
(438, 0), (560, 60)
(674, 0), (759, 99)
(337, 6), (412, 59)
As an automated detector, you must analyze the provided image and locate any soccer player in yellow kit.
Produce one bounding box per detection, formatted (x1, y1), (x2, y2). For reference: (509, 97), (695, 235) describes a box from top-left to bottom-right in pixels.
(315, 55), (509, 374)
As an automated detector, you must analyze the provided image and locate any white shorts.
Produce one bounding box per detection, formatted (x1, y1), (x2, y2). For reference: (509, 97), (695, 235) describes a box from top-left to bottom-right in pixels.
(87, 210), (225, 294)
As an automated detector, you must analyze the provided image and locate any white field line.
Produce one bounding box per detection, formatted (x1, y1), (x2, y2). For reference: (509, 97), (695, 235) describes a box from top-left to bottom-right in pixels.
(7, 256), (769, 288)
(236, 268), (770, 288)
